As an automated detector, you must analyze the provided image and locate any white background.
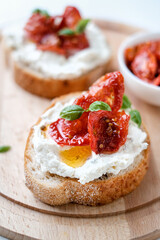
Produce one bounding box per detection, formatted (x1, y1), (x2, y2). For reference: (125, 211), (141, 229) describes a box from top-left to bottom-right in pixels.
(0, 0), (159, 239)
(0, 0), (159, 31)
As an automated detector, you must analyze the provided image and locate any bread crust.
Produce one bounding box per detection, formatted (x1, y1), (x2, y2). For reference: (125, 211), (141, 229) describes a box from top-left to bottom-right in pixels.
(2, 33), (111, 98)
(24, 92), (150, 206)
(13, 60), (110, 98)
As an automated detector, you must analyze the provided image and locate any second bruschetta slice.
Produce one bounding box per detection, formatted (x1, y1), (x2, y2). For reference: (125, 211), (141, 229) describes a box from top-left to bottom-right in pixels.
(2, 6), (111, 98)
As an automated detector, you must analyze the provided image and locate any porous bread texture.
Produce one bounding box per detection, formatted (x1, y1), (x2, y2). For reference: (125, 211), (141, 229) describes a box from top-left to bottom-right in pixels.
(1, 40), (111, 98)
(24, 93), (150, 206)
(13, 61), (110, 98)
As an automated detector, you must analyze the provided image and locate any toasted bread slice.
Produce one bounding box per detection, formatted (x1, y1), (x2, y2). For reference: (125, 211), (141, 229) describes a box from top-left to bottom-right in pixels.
(13, 60), (110, 98)
(24, 93), (150, 206)
(1, 39), (111, 98)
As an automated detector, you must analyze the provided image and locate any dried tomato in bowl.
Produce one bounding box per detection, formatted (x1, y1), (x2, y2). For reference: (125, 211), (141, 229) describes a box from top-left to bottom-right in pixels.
(125, 40), (160, 86)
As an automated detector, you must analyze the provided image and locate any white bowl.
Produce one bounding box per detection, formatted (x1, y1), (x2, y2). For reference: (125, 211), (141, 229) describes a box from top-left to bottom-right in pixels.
(118, 32), (160, 106)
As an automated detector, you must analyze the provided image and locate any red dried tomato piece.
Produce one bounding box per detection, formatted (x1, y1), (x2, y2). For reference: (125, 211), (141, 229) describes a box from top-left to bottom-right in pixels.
(136, 42), (152, 53)
(90, 72), (124, 112)
(51, 16), (64, 32)
(153, 74), (160, 86)
(136, 41), (160, 58)
(24, 7), (89, 57)
(138, 42), (159, 61)
(24, 13), (53, 43)
(49, 112), (89, 146)
(88, 110), (130, 154)
(49, 72), (128, 149)
(131, 49), (158, 80)
(74, 92), (97, 110)
(62, 33), (89, 57)
(37, 33), (65, 55)
(125, 46), (137, 65)
(75, 72), (124, 112)
(154, 41), (160, 60)
(62, 6), (81, 29)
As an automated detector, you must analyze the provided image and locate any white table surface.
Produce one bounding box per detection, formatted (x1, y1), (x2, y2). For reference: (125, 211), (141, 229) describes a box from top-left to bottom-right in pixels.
(0, 0), (159, 31)
(0, 0), (159, 239)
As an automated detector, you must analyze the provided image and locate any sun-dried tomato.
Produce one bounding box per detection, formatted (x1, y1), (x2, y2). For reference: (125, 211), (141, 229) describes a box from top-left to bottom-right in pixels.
(154, 41), (160, 60)
(125, 40), (160, 86)
(51, 72), (124, 147)
(61, 33), (89, 57)
(49, 112), (89, 146)
(37, 33), (65, 55)
(153, 74), (160, 86)
(24, 7), (89, 57)
(74, 71), (124, 111)
(51, 16), (64, 32)
(62, 6), (81, 29)
(90, 71), (124, 111)
(49, 72), (130, 151)
(136, 41), (160, 59)
(131, 49), (157, 80)
(74, 92), (97, 110)
(24, 13), (53, 43)
(88, 110), (130, 154)
(125, 46), (137, 65)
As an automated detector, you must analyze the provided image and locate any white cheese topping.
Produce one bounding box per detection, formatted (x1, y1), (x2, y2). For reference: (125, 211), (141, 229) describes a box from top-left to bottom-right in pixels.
(32, 98), (148, 184)
(2, 21), (111, 79)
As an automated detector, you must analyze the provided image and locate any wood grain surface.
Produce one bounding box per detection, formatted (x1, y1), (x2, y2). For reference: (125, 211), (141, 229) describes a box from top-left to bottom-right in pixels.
(0, 20), (160, 239)
(1, 195), (160, 240)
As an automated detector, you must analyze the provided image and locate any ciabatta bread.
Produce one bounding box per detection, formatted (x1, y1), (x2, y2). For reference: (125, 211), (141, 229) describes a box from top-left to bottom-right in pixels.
(2, 40), (109, 98)
(1, 35), (111, 98)
(24, 93), (150, 206)
(13, 60), (110, 98)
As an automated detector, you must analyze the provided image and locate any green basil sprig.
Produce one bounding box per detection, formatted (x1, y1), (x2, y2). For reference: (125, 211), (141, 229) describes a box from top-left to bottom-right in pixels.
(60, 101), (111, 121)
(58, 18), (90, 36)
(60, 105), (84, 121)
(76, 19), (90, 34)
(129, 110), (142, 127)
(88, 101), (111, 112)
(59, 28), (75, 36)
(0, 146), (11, 153)
(33, 9), (50, 17)
(60, 95), (142, 127)
(121, 94), (142, 127)
(121, 95), (131, 109)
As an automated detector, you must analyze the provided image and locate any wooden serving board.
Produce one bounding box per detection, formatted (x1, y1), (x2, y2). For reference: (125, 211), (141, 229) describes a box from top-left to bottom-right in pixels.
(0, 20), (160, 239)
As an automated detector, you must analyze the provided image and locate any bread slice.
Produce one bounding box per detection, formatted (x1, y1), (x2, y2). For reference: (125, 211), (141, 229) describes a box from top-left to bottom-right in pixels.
(1, 38), (111, 98)
(13, 60), (110, 98)
(24, 93), (150, 206)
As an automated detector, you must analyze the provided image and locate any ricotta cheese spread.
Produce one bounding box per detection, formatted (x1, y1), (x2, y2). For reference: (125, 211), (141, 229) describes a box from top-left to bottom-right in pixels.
(32, 98), (148, 184)
(3, 21), (111, 79)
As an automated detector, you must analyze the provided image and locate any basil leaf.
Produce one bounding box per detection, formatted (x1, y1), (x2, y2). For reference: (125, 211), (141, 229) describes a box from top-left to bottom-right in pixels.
(33, 8), (41, 14)
(121, 95), (131, 109)
(33, 9), (50, 17)
(76, 19), (90, 33)
(59, 28), (75, 36)
(0, 146), (11, 153)
(60, 105), (84, 120)
(129, 110), (142, 127)
(88, 101), (111, 112)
